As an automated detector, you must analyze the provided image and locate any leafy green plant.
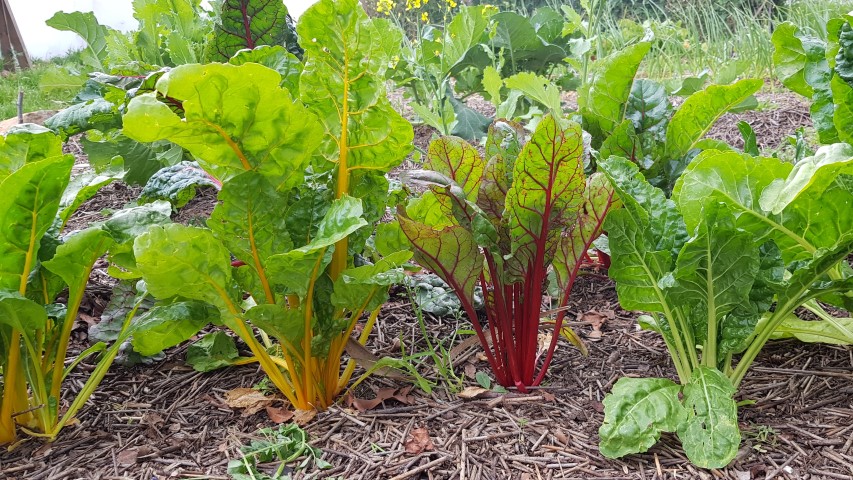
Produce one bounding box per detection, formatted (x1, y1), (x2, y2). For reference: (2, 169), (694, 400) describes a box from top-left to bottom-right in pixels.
(399, 116), (615, 391)
(579, 42), (763, 191)
(773, 11), (853, 146)
(597, 146), (853, 468)
(228, 424), (330, 480)
(0, 125), (171, 444)
(123, 0), (414, 411)
(208, 0), (302, 61)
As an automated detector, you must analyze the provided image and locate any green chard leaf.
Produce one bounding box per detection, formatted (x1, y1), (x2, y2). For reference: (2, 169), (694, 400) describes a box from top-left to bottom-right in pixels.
(131, 301), (220, 356)
(123, 63), (323, 189)
(599, 377), (686, 459)
(678, 367), (740, 469)
(209, 0), (296, 62)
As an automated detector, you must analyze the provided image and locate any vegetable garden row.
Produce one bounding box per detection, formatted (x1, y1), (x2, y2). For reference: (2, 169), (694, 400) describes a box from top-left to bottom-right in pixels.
(1, 0), (852, 475)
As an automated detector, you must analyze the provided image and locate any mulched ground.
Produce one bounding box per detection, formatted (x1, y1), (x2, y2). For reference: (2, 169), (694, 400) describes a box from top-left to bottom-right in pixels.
(2, 89), (850, 480)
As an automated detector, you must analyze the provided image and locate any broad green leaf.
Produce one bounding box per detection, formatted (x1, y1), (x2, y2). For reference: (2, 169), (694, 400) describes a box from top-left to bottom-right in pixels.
(331, 250), (412, 312)
(425, 137), (484, 200)
(440, 6), (490, 73)
(505, 116), (586, 280)
(504, 72), (562, 114)
(0, 156), (74, 292)
(123, 63), (322, 189)
(56, 171), (121, 229)
(449, 95), (491, 141)
(131, 301), (220, 355)
(208, 171), (292, 297)
(134, 224), (240, 314)
(665, 79), (763, 159)
(482, 66), (503, 105)
(600, 157), (685, 311)
(671, 205), (759, 350)
(769, 314), (853, 345)
(477, 155), (510, 226)
(599, 377), (686, 459)
(737, 121), (760, 156)
(678, 367), (740, 469)
(102, 201), (173, 245)
(45, 11), (108, 69)
(299, 0), (412, 173)
(209, 0), (295, 62)
(300, 195), (367, 253)
(0, 125), (64, 183)
(772, 22), (826, 98)
(759, 143), (853, 214)
(186, 331), (242, 372)
(43, 228), (114, 293)
(399, 215), (484, 305)
(373, 222), (409, 258)
(229, 45), (302, 92)
(578, 42), (650, 141)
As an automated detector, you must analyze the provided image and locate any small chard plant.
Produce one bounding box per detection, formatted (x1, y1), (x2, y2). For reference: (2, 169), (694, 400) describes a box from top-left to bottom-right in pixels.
(597, 147), (853, 468)
(0, 125), (171, 444)
(399, 115), (617, 391)
(123, 0), (415, 411)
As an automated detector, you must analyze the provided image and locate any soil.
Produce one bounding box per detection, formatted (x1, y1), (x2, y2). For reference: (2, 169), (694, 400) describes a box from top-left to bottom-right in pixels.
(2, 88), (851, 480)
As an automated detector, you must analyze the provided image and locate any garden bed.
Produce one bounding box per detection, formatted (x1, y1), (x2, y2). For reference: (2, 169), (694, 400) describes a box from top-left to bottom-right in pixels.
(2, 88), (852, 480)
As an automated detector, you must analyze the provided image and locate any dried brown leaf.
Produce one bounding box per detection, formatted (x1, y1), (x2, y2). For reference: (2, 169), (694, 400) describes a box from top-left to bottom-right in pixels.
(293, 409), (317, 426)
(266, 406), (295, 424)
(224, 388), (274, 416)
(404, 427), (435, 454)
(457, 386), (490, 399)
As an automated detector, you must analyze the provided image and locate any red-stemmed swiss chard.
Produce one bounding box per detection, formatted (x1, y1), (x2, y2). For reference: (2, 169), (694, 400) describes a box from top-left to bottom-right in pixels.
(399, 115), (618, 391)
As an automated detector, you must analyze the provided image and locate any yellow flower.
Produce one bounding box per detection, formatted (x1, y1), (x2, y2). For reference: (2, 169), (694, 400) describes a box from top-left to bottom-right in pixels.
(405, 0), (422, 10)
(445, 0), (457, 7)
(422, 12), (429, 22)
(376, 0), (394, 14)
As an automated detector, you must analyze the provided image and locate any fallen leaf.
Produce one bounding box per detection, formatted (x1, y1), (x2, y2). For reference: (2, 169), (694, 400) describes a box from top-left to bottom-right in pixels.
(224, 388), (274, 416)
(521, 474), (533, 480)
(404, 427), (435, 454)
(293, 409), (317, 426)
(554, 430), (569, 445)
(347, 387), (415, 412)
(116, 448), (139, 466)
(590, 401), (604, 413)
(580, 310), (610, 341)
(266, 406), (295, 424)
(457, 386), (490, 399)
(537, 332), (553, 353)
(541, 392), (556, 402)
(464, 363), (477, 379)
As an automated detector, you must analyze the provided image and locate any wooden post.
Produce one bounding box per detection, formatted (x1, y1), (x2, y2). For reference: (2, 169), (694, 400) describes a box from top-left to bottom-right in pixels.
(0, 0), (31, 71)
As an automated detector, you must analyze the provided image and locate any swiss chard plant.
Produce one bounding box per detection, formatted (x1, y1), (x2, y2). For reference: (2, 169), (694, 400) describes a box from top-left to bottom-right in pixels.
(597, 147), (853, 468)
(399, 115), (617, 391)
(772, 12), (853, 146)
(122, 0), (415, 411)
(579, 42), (763, 192)
(0, 125), (171, 444)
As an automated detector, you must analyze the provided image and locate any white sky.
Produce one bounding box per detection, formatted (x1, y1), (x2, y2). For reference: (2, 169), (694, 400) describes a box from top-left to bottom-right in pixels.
(9, 0), (316, 59)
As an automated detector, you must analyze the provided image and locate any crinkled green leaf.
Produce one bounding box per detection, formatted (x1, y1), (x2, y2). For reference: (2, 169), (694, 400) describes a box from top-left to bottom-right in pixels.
(43, 227), (113, 291)
(141, 162), (218, 208)
(831, 74), (853, 145)
(209, 0), (295, 62)
(244, 304), (303, 353)
(229, 45), (302, 92)
(123, 63), (322, 189)
(207, 171), (291, 290)
(626, 79), (671, 141)
(678, 367), (740, 469)
(769, 314), (853, 345)
(81, 130), (174, 186)
(671, 204), (759, 350)
(599, 120), (643, 165)
(45, 99), (121, 139)
(599, 377), (686, 459)
(759, 143), (853, 214)
(836, 20), (853, 86)
(102, 201), (173, 245)
(665, 79), (763, 159)
(299, 0), (412, 174)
